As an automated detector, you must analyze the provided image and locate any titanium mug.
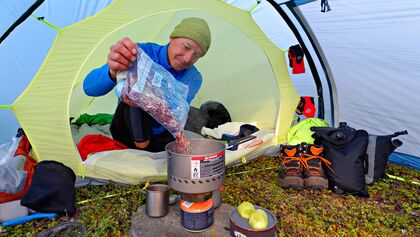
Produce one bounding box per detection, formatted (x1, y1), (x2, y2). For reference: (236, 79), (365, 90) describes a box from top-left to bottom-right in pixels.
(145, 184), (170, 217)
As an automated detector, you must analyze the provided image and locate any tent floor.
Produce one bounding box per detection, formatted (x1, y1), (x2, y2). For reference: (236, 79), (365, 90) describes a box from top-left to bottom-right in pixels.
(130, 203), (233, 236)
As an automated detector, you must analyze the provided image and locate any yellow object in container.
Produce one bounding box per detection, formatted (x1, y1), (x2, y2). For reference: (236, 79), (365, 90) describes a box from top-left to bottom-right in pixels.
(237, 201), (255, 219)
(249, 209), (269, 230)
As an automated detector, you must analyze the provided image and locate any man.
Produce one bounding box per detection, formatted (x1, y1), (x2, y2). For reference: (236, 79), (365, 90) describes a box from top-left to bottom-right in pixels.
(83, 17), (211, 152)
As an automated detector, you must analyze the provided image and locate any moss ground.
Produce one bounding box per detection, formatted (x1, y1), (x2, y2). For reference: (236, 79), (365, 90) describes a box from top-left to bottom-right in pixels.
(1, 157), (419, 236)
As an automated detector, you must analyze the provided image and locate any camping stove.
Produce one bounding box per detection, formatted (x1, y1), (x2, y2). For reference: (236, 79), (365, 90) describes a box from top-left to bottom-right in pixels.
(166, 139), (225, 202)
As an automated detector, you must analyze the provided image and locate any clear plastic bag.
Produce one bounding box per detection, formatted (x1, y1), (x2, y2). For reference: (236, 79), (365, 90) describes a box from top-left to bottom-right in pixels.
(0, 137), (21, 166)
(116, 47), (189, 137)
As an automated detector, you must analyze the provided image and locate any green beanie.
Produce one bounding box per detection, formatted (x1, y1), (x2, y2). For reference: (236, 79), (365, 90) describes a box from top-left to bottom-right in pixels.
(170, 17), (211, 55)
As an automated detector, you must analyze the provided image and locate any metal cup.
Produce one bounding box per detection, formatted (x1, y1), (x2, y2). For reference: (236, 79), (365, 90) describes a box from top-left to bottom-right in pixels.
(146, 184), (170, 217)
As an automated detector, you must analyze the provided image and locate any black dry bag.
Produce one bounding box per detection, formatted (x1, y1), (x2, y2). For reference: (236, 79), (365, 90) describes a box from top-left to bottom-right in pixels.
(21, 160), (76, 216)
(311, 122), (369, 197)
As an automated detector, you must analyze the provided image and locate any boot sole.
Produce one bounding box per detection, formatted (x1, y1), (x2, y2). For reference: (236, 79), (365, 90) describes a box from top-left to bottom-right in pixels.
(304, 176), (328, 190)
(280, 176), (304, 190)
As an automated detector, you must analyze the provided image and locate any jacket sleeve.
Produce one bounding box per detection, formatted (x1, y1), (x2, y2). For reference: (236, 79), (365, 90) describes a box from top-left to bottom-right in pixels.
(83, 64), (117, 97)
(183, 68), (203, 104)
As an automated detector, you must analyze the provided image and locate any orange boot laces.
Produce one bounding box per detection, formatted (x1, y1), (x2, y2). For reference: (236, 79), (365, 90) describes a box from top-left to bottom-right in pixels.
(301, 153), (334, 175)
(281, 154), (304, 176)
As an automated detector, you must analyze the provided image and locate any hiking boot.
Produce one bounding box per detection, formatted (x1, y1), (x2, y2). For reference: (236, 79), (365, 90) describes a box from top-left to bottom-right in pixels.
(279, 144), (304, 189)
(301, 143), (330, 190)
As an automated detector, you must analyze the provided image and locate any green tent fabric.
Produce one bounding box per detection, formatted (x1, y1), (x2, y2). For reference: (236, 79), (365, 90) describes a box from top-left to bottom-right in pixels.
(9, 0), (299, 183)
(287, 118), (329, 145)
(2, 0), (419, 174)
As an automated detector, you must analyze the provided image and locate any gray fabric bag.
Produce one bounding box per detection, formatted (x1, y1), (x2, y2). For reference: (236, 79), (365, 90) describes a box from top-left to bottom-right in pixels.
(365, 131), (407, 184)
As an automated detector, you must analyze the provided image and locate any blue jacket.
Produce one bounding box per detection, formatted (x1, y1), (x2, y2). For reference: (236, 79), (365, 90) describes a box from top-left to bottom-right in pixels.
(83, 42), (202, 134)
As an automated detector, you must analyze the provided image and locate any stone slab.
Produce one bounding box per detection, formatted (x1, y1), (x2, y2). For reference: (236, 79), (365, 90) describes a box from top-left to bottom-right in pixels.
(130, 203), (233, 237)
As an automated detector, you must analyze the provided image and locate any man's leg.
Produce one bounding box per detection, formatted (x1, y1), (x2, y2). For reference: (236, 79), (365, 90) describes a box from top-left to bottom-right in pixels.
(110, 102), (137, 148)
(110, 102), (174, 152)
(128, 106), (153, 149)
(110, 102), (153, 149)
(129, 106), (176, 152)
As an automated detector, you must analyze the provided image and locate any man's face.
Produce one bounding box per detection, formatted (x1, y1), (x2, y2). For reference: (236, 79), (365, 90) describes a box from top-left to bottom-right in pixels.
(168, 38), (204, 71)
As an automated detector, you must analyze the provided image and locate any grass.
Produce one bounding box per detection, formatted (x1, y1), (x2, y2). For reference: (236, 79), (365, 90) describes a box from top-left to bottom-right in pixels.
(1, 157), (419, 236)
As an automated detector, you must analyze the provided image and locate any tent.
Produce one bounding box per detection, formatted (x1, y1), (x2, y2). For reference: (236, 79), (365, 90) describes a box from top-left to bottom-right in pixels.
(1, 0), (419, 183)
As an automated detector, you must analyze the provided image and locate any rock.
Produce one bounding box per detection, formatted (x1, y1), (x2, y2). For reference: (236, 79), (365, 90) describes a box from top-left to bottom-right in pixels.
(130, 203), (233, 237)
(36, 221), (86, 237)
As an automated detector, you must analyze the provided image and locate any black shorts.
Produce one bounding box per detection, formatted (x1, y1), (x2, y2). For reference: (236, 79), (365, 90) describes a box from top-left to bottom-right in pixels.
(110, 102), (174, 152)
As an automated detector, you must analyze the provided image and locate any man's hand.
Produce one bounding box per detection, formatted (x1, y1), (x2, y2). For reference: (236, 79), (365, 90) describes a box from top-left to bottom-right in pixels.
(108, 37), (138, 80)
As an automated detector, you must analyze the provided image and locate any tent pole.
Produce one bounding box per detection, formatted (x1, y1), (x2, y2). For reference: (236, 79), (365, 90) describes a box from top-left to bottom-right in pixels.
(267, 0), (338, 125)
(0, 0), (45, 45)
(287, 3), (339, 126)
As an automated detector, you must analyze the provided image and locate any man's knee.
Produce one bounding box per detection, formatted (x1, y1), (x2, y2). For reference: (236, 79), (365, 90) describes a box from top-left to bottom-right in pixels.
(135, 140), (150, 149)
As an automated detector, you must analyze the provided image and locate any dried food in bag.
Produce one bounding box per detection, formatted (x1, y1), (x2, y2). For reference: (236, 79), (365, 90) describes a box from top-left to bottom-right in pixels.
(116, 47), (190, 138)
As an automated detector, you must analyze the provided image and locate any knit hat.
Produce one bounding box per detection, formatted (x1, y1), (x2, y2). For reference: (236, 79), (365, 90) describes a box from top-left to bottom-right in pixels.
(170, 17), (211, 55)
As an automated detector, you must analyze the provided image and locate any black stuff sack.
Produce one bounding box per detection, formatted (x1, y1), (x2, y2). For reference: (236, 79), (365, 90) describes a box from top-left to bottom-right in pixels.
(185, 101), (232, 134)
(21, 160), (76, 216)
(311, 122), (369, 197)
(200, 101), (232, 129)
(365, 130), (407, 184)
(184, 106), (208, 134)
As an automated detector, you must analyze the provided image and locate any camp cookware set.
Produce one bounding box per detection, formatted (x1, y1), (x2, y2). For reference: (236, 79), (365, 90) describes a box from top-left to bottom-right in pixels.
(145, 138), (276, 235)
(165, 138), (225, 231)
